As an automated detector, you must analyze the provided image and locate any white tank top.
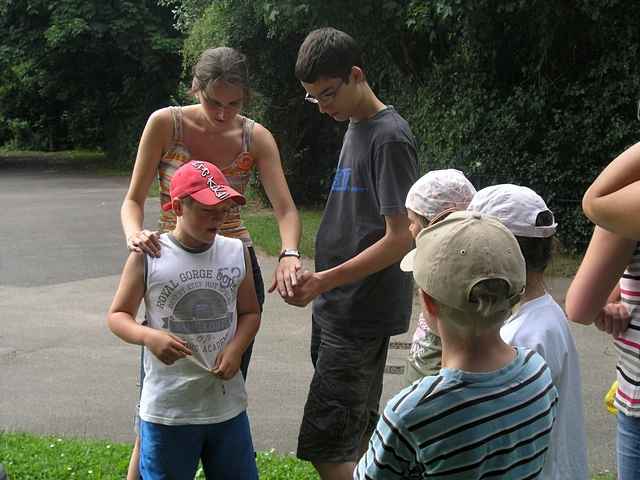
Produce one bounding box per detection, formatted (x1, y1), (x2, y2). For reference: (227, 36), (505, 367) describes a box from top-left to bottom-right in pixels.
(139, 233), (247, 425)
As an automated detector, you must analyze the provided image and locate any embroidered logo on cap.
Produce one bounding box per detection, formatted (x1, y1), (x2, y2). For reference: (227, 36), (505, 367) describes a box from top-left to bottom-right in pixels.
(193, 161), (231, 201)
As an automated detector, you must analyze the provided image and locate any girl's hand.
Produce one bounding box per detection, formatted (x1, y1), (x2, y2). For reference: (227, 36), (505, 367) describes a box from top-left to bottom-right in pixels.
(269, 256), (302, 298)
(127, 229), (161, 257)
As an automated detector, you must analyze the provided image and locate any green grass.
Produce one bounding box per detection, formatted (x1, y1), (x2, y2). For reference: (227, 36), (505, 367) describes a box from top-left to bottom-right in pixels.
(0, 149), (106, 164)
(0, 432), (617, 479)
(0, 432), (319, 480)
(0, 432), (131, 479)
(244, 207), (322, 259)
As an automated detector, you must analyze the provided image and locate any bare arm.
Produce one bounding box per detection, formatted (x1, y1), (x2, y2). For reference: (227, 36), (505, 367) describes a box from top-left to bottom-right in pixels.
(286, 212), (413, 307)
(252, 123), (302, 297)
(107, 252), (147, 343)
(583, 142), (640, 238)
(121, 109), (173, 256)
(565, 226), (636, 325)
(213, 246), (261, 379)
(107, 252), (192, 364)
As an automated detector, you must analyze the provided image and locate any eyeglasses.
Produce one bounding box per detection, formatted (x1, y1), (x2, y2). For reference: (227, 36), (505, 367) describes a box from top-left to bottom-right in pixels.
(304, 80), (344, 105)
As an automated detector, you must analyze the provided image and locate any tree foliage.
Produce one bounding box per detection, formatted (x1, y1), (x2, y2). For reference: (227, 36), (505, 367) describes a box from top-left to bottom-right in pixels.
(2, 0), (639, 249)
(0, 0), (183, 163)
(174, 0), (640, 249)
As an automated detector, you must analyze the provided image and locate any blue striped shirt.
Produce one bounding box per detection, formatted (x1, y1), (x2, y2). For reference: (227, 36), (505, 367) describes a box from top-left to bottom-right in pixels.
(355, 347), (558, 479)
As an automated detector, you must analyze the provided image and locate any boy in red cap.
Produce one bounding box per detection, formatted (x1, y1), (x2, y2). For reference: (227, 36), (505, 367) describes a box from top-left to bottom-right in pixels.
(108, 160), (260, 480)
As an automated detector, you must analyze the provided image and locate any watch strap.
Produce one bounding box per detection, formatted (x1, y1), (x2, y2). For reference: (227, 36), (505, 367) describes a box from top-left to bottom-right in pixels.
(279, 249), (300, 261)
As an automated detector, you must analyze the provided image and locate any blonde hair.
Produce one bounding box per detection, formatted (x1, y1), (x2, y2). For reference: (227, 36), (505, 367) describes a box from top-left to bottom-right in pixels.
(435, 278), (517, 336)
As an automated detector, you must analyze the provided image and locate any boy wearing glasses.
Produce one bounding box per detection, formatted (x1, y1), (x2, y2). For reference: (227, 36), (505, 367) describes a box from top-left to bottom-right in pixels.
(288, 27), (419, 480)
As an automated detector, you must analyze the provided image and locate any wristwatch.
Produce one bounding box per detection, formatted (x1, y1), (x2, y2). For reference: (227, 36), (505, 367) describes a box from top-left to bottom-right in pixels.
(279, 249), (300, 261)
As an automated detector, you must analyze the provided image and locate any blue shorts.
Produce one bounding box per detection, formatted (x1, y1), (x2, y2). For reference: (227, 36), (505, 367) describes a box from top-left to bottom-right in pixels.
(139, 412), (258, 480)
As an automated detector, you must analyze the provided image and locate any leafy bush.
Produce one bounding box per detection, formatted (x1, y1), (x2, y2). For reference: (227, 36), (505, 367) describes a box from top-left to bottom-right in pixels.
(0, 0), (184, 164)
(5, 0), (638, 250)
(175, 0), (639, 250)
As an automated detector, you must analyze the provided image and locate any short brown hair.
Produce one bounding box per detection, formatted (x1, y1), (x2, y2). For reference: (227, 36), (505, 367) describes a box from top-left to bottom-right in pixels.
(516, 211), (555, 273)
(295, 27), (363, 83)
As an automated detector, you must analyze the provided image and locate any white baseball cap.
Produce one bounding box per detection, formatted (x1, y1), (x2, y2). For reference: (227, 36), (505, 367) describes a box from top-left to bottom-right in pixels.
(467, 184), (557, 238)
(405, 169), (476, 220)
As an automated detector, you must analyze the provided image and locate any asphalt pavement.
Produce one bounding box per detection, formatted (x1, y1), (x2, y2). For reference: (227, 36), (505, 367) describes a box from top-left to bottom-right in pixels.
(0, 166), (617, 475)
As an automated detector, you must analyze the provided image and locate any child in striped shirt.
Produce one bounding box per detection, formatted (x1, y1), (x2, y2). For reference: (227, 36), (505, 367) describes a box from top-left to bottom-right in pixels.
(355, 211), (558, 480)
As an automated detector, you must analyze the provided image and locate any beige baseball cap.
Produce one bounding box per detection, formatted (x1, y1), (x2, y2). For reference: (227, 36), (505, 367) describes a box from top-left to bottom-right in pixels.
(401, 210), (526, 313)
(405, 169), (476, 220)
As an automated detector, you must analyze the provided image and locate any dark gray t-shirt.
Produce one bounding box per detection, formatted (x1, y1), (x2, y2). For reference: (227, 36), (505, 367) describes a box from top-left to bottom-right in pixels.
(313, 106), (419, 336)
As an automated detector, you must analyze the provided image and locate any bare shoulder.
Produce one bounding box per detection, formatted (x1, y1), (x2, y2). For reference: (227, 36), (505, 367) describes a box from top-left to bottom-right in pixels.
(148, 106), (174, 123)
(250, 120), (277, 154)
(178, 104), (201, 120)
(251, 120), (273, 138)
(145, 107), (174, 137)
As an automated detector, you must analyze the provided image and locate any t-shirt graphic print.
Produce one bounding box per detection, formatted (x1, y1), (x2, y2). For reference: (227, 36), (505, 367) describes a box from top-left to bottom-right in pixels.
(139, 233), (248, 425)
(163, 284), (236, 370)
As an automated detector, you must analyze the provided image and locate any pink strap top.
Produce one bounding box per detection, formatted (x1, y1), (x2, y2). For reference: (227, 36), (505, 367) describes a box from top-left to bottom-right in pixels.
(157, 107), (256, 244)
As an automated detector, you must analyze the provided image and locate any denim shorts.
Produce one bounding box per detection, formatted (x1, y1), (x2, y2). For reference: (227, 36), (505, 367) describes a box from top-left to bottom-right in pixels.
(617, 411), (640, 480)
(139, 412), (257, 480)
(297, 320), (390, 463)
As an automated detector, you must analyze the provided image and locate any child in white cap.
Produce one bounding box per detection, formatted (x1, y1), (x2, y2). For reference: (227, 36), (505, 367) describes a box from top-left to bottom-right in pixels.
(403, 169), (476, 384)
(355, 211), (558, 479)
(468, 184), (588, 480)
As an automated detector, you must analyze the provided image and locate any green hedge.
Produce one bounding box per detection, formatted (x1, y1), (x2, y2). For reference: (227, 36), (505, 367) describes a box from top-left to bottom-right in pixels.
(177, 0), (640, 251)
(5, 0), (638, 251)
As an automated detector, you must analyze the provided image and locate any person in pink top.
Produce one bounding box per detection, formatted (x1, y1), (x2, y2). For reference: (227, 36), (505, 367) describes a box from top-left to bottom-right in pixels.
(120, 47), (301, 480)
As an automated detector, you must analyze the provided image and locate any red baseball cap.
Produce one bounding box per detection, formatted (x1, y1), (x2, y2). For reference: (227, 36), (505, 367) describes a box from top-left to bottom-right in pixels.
(161, 160), (246, 211)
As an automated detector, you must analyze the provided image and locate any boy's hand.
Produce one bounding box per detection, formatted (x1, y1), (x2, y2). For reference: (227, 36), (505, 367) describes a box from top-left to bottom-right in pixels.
(595, 302), (630, 339)
(211, 345), (242, 380)
(285, 270), (324, 307)
(144, 329), (192, 365)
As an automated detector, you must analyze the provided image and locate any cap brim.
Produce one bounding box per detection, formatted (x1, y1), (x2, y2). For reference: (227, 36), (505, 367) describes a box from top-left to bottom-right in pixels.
(400, 248), (416, 272)
(188, 186), (246, 208)
(161, 188), (246, 212)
